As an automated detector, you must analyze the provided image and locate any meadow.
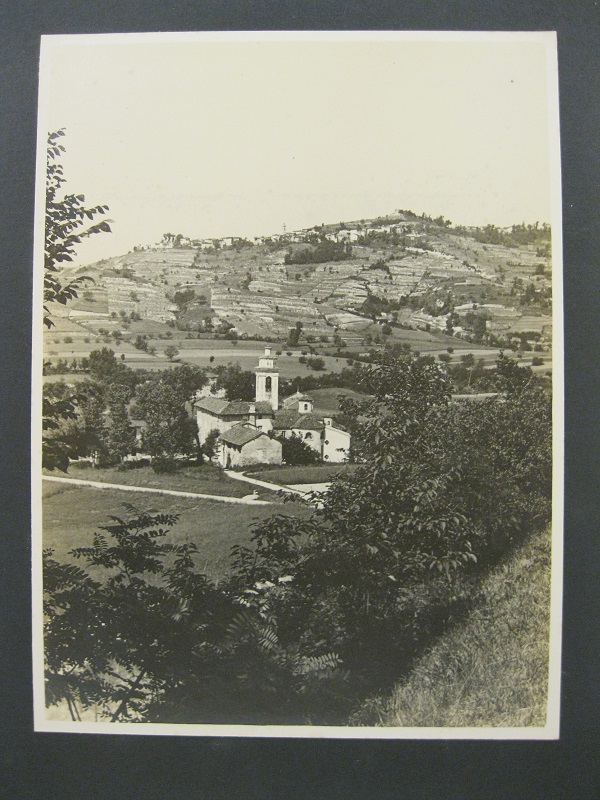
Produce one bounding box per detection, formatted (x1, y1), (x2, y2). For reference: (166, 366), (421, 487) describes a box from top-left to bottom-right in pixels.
(42, 479), (311, 581)
(244, 462), (359, 486)
(57, 462), (268, 499)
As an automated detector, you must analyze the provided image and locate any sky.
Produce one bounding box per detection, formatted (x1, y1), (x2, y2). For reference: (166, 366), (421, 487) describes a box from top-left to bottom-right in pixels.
(38, 33), (559, 267)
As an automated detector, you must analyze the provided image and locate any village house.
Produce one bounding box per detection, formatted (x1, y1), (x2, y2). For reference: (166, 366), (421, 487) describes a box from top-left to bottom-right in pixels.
(194, 347), (351, 465)
(216, 424), (282, 468)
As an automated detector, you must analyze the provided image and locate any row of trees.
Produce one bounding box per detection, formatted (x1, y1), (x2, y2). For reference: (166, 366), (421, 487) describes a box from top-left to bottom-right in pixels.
(43, 350), (208, 470)
(284, 238), (353, 265)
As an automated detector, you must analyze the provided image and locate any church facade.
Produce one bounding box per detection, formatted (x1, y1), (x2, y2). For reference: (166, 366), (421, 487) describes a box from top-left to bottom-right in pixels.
(195, 348), (351, 466)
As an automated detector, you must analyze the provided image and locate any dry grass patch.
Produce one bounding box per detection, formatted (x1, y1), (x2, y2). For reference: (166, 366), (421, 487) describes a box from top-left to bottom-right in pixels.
(353, 526), (551, 728)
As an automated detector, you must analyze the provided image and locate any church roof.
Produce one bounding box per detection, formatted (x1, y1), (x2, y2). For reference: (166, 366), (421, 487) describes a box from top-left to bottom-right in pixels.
(272, 410), (325, 431)
(218, 424), (266, 447)
(195, 398), (273, 416)
(195, 397), (230, 414)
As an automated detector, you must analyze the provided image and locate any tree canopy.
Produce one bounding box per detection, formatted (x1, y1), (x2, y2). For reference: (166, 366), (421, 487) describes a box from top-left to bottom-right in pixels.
(44, 129), (112, 329)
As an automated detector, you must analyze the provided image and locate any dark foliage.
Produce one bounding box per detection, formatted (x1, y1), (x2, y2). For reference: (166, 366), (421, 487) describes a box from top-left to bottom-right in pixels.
(44, 130), (111, 330)
(42, 130), (112, 470)
(277, 433), (321, 466)
(284, 238), (352, 265)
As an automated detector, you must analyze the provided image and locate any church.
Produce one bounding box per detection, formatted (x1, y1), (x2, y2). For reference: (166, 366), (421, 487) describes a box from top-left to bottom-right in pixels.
(195, 348), (351, 468)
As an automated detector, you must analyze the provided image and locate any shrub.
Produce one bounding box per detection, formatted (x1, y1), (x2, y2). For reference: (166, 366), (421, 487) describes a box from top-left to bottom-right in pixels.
(278, 433), (321, 466)
(151, 454), (178, 473)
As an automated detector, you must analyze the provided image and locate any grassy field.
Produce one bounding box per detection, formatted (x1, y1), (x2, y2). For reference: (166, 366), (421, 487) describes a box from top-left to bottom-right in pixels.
(57, 463), (271, 499)
(42, 480), (311, 581)
(244, 463), (359, 485)
(308, 387), (369, 415)
(353, 526), (552, 728)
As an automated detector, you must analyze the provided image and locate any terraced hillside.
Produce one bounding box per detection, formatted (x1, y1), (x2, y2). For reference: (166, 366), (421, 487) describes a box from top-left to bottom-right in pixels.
(44, 213), (553, 374)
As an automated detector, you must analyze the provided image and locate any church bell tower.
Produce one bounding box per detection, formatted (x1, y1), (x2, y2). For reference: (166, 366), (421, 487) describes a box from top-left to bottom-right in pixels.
(255, 347), (279, 411)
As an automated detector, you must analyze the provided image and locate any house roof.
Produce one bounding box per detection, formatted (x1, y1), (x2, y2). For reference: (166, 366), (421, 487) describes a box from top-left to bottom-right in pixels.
(218, 424), (266, 447)
(272, 410), (325, 431)
(195, 398), (274, 416)
(195, 397), (230, 414)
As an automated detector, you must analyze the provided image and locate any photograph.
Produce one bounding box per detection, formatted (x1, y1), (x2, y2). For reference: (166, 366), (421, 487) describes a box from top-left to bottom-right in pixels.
(32, 31), (563, 738)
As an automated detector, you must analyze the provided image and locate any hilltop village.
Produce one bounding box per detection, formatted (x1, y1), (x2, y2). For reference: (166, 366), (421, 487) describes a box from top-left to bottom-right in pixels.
(49, 209), (552, 352)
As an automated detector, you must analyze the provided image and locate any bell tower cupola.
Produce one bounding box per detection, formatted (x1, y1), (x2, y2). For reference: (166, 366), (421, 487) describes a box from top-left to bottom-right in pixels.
(255, 347), (279, 411)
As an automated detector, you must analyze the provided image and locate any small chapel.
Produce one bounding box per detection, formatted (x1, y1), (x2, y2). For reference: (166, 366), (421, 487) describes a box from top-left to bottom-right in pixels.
(195, 347), (351, 468)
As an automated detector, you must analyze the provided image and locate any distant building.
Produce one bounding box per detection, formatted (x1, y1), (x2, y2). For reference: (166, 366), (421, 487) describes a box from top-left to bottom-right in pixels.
(194, 348), (351, 465)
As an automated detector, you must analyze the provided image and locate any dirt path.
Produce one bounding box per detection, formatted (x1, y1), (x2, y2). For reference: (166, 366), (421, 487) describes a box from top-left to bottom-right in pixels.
(43, 475), (275, 505)
(285, 482), (331, 493)
(223, 471), (331, 497)
(223, 470), (307, 496)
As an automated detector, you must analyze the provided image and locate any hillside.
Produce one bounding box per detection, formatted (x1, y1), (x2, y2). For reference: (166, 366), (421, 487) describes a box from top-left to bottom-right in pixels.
(44, 211), (553, 375)
(352, 526), (552, 728)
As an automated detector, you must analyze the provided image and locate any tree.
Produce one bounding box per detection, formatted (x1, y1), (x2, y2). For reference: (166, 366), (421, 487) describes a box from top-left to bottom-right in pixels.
(44, 130), (111, 329)
(42, 384), (81, 471)
(172, 288), (196, 309)
(287, 321), (303, 347)
(89, 348), (135, 390)
(43, 506), (345, 724)
(306, 357), (325, 371)
(213, 364), (255, 402)
(245, 352), (552, 683)
(202, 428), (221, 461)
(42, 130), (112, 470)
(43, 507), (216, 721)
(278, 433), (321, 465)
(164, 345), (179, 362)
(133, 366), (206, 468)
(105, 383), (137, 463)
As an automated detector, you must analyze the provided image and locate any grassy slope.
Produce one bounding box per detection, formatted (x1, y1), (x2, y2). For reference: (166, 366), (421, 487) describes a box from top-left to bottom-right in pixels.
(353, 526), (552, 728)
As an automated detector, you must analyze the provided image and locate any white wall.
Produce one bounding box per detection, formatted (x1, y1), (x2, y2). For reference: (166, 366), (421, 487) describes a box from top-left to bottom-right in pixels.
(322, 425), (351, 463)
